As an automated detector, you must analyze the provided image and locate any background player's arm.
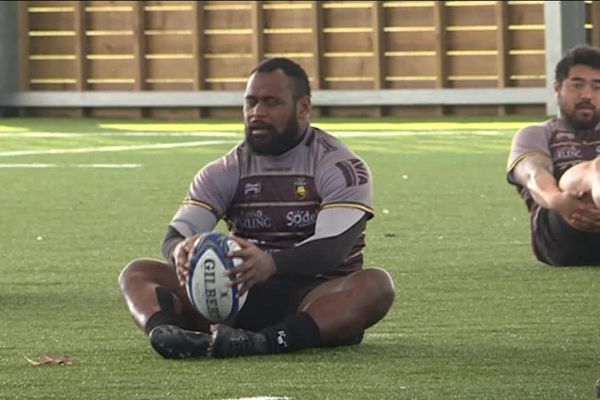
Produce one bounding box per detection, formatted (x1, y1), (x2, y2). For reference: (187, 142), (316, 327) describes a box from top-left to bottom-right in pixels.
(512, 153), (565, 210)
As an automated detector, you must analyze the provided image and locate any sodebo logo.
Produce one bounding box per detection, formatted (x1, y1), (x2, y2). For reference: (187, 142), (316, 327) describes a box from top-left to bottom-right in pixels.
(286, 210), (317, 228)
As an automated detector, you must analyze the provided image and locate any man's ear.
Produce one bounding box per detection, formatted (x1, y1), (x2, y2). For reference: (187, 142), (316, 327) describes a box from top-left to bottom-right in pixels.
(553, 80), (561, 97)
(297, 95), (312, 119)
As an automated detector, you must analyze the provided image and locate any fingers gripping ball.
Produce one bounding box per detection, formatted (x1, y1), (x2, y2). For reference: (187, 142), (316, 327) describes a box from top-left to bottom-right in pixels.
(186, 232), (247, 322)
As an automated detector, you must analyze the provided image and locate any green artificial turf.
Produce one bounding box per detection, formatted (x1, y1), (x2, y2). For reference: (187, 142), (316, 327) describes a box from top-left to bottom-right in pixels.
(0, 117), (598, 399)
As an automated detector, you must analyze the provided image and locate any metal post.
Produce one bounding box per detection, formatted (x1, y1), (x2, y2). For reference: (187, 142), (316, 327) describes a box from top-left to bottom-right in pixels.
(544, 1), (586, 116)
(0, 1), (19, 116)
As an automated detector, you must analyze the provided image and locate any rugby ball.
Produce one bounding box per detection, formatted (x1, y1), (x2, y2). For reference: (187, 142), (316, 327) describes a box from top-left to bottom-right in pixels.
(186, 232), (246, 323)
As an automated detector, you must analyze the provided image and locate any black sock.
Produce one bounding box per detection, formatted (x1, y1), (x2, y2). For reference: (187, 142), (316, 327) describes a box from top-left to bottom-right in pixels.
(144, 286), (183, 335)
(260, 312), (322, 353)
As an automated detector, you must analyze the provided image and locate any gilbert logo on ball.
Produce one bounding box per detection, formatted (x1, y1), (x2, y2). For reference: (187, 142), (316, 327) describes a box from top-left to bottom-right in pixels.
(186, 232), (246, 322)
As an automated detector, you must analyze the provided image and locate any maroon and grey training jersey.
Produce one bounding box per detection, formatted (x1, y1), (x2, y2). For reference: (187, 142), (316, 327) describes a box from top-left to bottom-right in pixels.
(507, 117), (600, 211)
(171, 125), (373, 274)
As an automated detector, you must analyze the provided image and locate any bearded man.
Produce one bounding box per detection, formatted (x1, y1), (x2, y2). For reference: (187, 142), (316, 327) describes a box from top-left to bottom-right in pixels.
(507, 45), (600, 265)
(119, 57), (395, 358)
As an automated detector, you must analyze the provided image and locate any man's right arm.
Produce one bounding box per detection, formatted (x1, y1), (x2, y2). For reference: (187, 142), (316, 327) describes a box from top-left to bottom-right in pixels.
(512, 153), (562, 210)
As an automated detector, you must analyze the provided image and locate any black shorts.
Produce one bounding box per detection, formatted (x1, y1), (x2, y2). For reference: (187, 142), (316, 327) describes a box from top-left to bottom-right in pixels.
(532, 206), (600, 266)
(233, 276), (325, 331)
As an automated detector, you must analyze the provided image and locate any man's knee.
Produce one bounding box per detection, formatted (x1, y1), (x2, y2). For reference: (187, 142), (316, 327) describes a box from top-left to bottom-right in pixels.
(360, 268), (395, 308)
(118, 258), (170, 292)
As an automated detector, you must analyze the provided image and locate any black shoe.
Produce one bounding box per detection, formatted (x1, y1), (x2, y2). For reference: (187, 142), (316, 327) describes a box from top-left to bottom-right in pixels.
(209, 324), (270, 358)
(149, 325), (211, 359)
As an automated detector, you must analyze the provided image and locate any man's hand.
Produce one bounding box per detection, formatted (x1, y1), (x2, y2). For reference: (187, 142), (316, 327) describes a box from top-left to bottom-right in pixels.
(173, 233), (204, 287)
(225, 236), (276, 296)
(549, 190), (600, 232)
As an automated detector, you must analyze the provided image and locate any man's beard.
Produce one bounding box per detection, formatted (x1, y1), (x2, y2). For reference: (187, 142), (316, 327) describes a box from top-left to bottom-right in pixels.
(560, 100), (600, 130)
(245, 117), (302, 156)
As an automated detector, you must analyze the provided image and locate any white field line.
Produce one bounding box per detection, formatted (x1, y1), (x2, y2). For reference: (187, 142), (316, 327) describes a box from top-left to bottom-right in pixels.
(0, 163), (142, 168)
(0, 140), (234, 157)
(221, 397), (291, 400)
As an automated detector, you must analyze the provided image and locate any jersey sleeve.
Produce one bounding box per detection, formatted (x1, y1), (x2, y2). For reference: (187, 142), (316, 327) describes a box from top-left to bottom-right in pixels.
(169, 149), (240, 236)
(316, 146), (373, 218)
(506, 124), (551, 184)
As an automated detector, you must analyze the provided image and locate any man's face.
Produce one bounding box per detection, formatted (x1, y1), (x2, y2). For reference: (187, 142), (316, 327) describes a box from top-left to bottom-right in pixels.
(555, 64), (600, 130)
(243, 71), (309, 155)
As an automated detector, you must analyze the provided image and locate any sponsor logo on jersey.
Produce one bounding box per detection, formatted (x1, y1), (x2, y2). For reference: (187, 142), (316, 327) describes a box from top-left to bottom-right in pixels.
(555, 132), (575, 141)
(244, 182), (261, 196)
(294, 179), (308, 199)
(286, 209), (317, 228)
(553, 145), (581, 160)
(335, 158), (369, 187)
(237, 209), (272, 230)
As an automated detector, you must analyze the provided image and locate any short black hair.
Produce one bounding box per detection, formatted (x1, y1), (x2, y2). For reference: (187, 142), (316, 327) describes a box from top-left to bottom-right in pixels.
(555, 44), (600, 83)
(250, 57), (311, 100)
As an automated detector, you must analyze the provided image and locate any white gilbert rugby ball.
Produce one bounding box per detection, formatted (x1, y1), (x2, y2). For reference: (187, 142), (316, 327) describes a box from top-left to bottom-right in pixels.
(186, 232), (246, 323)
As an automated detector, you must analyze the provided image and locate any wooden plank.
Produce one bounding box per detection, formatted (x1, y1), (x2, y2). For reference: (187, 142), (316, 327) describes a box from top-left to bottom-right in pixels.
(445, 4), (496, 26)
(512, 104), (544, 114)
(263, 7), (311, 29)
(385, 31), (436, 52)
(591, 0), (600, 48)
(87, 82), (135, 90)
(387, 105), (443, 117)
(192, 1), (205, 118)
(449, 80), (497, 89)
(204, 9), (252, 29)
(145, 34), (193, 54)
(145, 58), (195, 79)
(496, 0), (509, 115)
(447, 55), (497, 75)
(205, 57), (256, 78)
(251, 1), (264, 63)
(509, 30), (544, 50)
(372, 1), (384, 91)
(27, 9), (75, 30)
(446, 31), (497, 50)
(508, 2), (544, 25)
(385, 5), (434, 26)
(29, 59), (77, 79)
(87, 35), (133, 54)
(323, 32), (373, 52)
(146, 82), (194, 91)
(323, 5), (373, 27)
(509, 54), (545, 75)
(387, 56), (437, 76)
(448, 105), (500, 115)
(132, 0), (145, 117)
(18, 1), (31, 90)
(74, 1), (88, 91)
(204, 34), (253, 54)
(132, 1), (146, 92)
(87, 59), (136, 79)
(325, 81), (374, 90)
(433, 0), (447, 115)
(324, 57), (373, 80)
(144, 9), (195, 30)
(263, 33), (313, 53)
(387, 80), (437, 89)
(510, 78), (544, 88)
(84, 7), (134, 30)
(326, 106), (381, 118)
(310, 1), (325, 89)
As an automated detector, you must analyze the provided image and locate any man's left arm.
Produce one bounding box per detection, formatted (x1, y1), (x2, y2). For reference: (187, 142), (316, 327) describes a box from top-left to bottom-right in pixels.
(272, 208), (368, 277)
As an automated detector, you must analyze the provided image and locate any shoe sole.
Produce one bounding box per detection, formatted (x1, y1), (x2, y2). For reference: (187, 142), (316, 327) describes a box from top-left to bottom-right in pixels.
(149, 325), (210, 359)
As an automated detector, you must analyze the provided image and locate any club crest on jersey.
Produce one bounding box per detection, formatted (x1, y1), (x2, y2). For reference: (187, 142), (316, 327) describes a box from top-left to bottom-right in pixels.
(294, 180), (308, 199)
(244, 182), (261, 196)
